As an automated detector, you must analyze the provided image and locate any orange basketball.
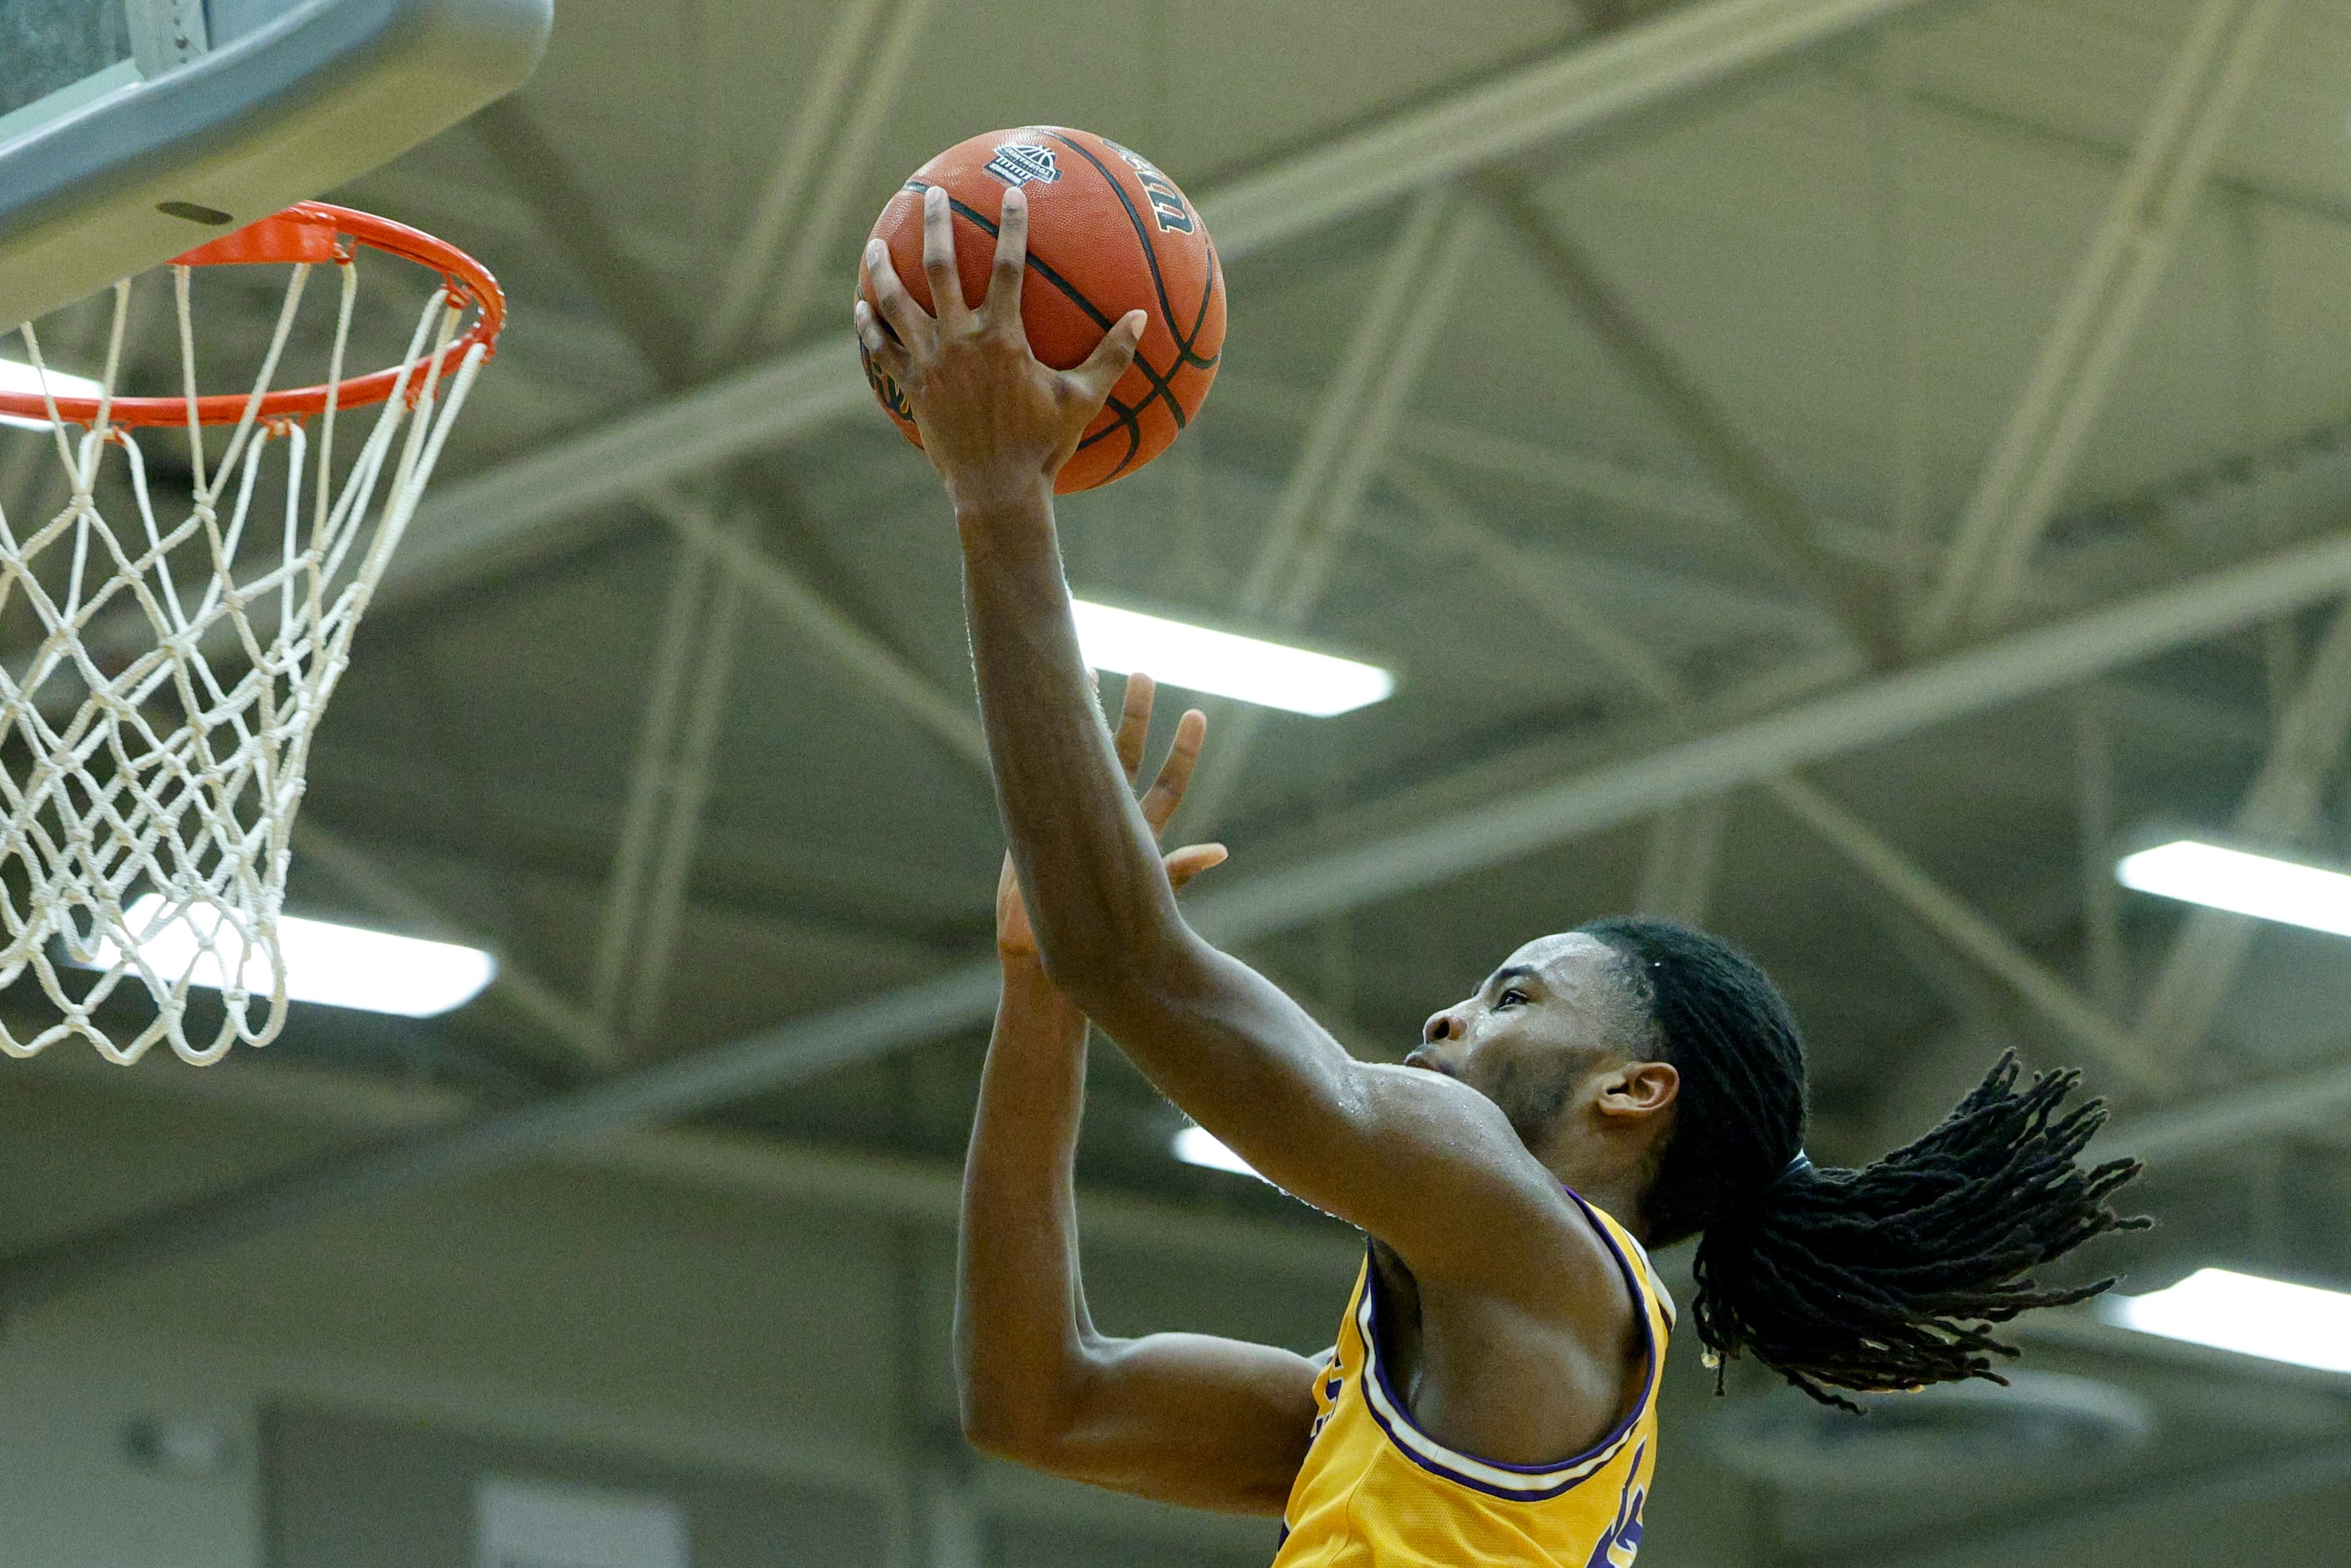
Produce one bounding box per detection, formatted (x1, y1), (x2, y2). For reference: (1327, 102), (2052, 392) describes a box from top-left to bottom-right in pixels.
(857, 127), (1225, 493)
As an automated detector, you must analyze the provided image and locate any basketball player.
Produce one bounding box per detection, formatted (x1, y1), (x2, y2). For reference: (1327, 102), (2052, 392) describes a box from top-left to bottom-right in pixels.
(854, 184), (2146, 1563)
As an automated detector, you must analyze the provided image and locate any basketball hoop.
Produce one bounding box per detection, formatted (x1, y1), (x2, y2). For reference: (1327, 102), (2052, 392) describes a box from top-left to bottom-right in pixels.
(0, 201), (504, 1065)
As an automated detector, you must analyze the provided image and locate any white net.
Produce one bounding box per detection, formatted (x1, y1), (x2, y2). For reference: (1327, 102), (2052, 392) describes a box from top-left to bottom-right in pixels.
(0, 250), (487, 1064)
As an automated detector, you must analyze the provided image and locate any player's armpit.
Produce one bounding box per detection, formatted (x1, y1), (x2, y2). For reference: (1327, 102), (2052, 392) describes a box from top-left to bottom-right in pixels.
(977, 1330), (1320, 1515)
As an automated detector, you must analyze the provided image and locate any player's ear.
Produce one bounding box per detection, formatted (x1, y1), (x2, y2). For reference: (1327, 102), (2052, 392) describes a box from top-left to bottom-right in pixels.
(1595, 1060), (1678, 1120)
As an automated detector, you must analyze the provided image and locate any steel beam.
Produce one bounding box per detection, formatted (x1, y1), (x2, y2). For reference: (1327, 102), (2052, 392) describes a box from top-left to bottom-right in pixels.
(761, 0), (942, 343)
(592, 503), (753, 1044)
(1183, 528), (2351, 943)
(2072, 686), (2126, 1018)
(627, 561), (747, 1039)
(700, 0), (896, 362)
(1817, 1437), (2351, 1568)
(377, 0), (1951, 615)
(1636, 797), (1729, 923)
(593, 538), (721, 1033)
(1765, 775), (2154, 1091)
(1912, 0), (2288, 648)
(1180, 190), (1478, 831)
(1196, 0), (1954, 255)
(2101, 1053), (2351, 1166)
(1387, 462), (1693, 706)
(18, 525), (2351, 1308)
(379, 342), (872, 611)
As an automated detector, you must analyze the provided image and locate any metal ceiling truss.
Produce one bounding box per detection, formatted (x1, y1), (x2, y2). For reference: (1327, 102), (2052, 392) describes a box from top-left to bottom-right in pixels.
(1179, 185), (1480, 832)
(592, 494), (752, 1048)
(377, 0), (1955, 616)
(700, 0), (896, 362)
(1910, 0), (2289, 650)
(20, 511), (2351, 1313)
(1476, 169), (1901, 665)
(1473, 163), (2140, 1080)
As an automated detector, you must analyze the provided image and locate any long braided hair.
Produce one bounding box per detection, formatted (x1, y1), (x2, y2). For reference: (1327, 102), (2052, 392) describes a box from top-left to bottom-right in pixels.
(1579, 915), (2149, 1412)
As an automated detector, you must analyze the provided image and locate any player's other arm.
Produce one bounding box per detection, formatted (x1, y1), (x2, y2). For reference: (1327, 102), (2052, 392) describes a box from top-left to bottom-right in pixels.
(956, 693), (1317, 1515)
(958, 944), (1317, 1513)
(857, 187), (1610, 1316)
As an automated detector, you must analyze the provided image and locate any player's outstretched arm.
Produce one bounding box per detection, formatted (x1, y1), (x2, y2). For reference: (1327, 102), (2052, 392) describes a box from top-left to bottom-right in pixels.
(956, 681), (1317, 1515)
(857, 187), (1617, 1321)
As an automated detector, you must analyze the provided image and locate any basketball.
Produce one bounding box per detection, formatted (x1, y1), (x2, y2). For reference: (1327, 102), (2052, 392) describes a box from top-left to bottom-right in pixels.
(856, 127), (1225, 493)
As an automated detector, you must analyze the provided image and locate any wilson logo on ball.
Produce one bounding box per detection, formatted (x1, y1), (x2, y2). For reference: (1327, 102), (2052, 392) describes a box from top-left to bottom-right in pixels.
(983, 143), (1061, 186)
(1110, 142), (1196, 234)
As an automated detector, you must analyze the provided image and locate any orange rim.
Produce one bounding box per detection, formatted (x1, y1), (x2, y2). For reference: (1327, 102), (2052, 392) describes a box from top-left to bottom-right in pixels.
(0, 201), (505, 429)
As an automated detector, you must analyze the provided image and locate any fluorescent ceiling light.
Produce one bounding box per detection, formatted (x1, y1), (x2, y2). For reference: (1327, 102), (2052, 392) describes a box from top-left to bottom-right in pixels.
(2116, 839), (2351, 938)
(1172, 1125), (1268, 1182)
(2101, 1267), (2351, 1375)
(0, 356), (106, 429)
(1071, 599), (1392, 716)
(88, 893), (496, 1018)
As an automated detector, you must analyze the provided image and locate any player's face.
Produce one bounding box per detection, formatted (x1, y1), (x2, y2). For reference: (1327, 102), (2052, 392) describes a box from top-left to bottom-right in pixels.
(1408, 933), (1636, 1146)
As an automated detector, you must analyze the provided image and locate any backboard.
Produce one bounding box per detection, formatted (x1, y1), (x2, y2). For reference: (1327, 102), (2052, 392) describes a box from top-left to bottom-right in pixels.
(0, 0), (551, 330)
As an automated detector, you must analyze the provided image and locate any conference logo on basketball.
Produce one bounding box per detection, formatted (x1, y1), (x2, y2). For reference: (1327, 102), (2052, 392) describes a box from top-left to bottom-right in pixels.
(984, 143), (1062, 186)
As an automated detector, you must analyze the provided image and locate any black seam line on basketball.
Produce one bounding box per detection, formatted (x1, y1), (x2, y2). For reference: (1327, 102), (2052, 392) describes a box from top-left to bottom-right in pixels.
(1078, 391), (1141, 453)
(1021, 134), (1208, 439)
(1038, 132), (1221, 387)
(1078, 383), (1145, 463)
(930, 185), (1188, 445)
(1037, 133), (1203, 367)
(1039, 132), (1220, 458)
(1077, 391), (1144, 476)
(1183, 238), (1222, 371)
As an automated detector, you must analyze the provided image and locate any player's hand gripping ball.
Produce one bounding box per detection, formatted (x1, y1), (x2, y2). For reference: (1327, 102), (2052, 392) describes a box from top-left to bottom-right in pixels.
(857, 127), (1224, 493)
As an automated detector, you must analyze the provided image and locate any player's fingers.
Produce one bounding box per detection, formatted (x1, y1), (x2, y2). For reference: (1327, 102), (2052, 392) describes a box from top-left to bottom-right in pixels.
(864, 245), (935, 355)
(985, 187), (1030, 336)
(1163, 842), (1228, 892)
(1113, 671), (1156, 781)
(853, 301), (915, 384)
(1069, 310), (1145, 405)
(921, 185), (970, 325)
(1139, 707), (1207, 833)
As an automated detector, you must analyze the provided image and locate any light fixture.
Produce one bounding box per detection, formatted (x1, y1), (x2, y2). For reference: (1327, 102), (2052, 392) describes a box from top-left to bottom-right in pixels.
(1071, 599), (1393, 717)
(0, 356), (106, 430)
(2116, 839), (2351, 938)
(88, 893), (496, 1018)
(1172, 1125), (1268, 1181)
(2101, 1267), (2351, 1375)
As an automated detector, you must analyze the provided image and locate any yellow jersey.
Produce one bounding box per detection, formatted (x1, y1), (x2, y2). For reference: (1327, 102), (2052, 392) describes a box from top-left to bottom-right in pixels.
(1272, 1191), (1674, 1568)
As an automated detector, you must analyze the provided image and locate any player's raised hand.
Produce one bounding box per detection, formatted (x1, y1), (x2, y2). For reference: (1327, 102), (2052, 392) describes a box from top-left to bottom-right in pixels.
(857, 184), (1145, 519)
(996, 672), (1223, 963)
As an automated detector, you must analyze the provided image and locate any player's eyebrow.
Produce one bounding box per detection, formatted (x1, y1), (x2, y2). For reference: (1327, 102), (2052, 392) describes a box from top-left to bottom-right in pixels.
(1484, 964), (1540, 995)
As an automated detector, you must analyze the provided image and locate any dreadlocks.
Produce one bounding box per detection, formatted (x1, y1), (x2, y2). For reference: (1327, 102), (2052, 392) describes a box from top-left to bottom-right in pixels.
(1579, 915), (2149, 1413)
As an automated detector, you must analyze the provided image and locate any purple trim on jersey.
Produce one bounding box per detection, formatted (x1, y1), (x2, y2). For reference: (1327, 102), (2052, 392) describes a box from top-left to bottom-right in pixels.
(1352, 1191), (1660, 1503)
